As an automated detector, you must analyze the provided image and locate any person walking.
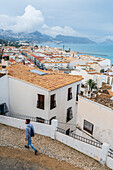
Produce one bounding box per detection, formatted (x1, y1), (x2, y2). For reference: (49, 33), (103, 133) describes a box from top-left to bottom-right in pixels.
(25, 119), (37, 155)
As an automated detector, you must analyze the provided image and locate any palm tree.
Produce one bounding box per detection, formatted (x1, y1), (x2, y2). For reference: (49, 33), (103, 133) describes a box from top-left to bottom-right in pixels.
(86, 79), (97, 91)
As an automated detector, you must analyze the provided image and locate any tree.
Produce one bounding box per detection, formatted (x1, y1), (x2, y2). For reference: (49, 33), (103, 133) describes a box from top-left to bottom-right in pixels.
(86, 79), (97, 91)
(100, 69), (104, 73)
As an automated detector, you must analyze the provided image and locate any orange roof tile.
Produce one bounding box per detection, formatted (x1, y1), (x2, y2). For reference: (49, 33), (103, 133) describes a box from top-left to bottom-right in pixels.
(7, 63), (83, 91)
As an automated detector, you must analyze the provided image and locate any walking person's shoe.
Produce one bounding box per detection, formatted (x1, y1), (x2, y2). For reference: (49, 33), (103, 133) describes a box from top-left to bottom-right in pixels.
(35, 150), (37, 155)
(25, 145), (29, 149)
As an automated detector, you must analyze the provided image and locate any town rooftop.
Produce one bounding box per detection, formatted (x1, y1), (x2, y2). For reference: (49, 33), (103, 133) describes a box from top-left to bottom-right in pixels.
(7, 63), (83, 91)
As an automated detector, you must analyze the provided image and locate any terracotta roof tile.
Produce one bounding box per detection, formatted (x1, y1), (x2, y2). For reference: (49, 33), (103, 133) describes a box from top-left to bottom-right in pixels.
(7, 63), (83, 91)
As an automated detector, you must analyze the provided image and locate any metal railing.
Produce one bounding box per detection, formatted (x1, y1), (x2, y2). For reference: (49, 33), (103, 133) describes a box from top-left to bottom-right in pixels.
(108, 148), (113, 159)
(57, 127), (66, 134)
(8, 113), (37, 122)
(57, 127), (102, 149)
(4, 113), (50, 125)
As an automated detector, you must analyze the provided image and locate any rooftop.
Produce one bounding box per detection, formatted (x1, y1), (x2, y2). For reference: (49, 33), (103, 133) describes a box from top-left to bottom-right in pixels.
(7, 63), (83, 91)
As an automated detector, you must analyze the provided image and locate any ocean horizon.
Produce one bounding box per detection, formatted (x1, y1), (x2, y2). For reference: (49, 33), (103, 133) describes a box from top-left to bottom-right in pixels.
(37, 43), (113, 65)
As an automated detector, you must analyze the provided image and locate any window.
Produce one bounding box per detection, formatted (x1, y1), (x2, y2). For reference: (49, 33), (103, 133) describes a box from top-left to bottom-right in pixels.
(76, 84), (80, 101)
(68, 87), (72, 101)
(83, 120), (94, 135)
(37, 94), (44, 110)
(66, 107), (73, 122)
(50, 94), (56, 110)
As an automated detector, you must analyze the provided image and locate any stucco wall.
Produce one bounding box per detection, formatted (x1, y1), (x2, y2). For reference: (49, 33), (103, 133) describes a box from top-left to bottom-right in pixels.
(77, 96), (113, 148)
(49, 81), (81, 131)
(0, 115), (57, 138)
(56, 131), (101, 161)
(0, 75), (9, 108)
(107, 156), (113, 169)
(9, 77), (80, 132)
(9, 77), (49, 119)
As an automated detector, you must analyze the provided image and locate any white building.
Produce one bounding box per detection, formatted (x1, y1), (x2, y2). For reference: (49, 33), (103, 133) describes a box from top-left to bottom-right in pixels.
(76, 95), (113, 148)
(0, 63), (83, 133)
(70, 70), (103, 88)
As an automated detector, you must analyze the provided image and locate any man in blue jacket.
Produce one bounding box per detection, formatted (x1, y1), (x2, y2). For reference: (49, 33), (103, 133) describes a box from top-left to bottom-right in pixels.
(25, 119), (37, 155)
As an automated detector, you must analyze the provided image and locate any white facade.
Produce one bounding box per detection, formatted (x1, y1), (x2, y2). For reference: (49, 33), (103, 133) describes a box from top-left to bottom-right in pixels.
(0, 75), (9, 108)
(43, 62), (68, 69)
(8, 76), (81, 131)
(70, 70), (103, 88)
(77, 96), (113, 148)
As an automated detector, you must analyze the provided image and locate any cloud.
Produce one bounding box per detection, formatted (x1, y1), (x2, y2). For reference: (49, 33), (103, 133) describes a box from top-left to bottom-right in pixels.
(12, 5), (44, 33)
(0, 5), (44, 33)
(0, 5), (84, 37)
(40, 25), (83, 37)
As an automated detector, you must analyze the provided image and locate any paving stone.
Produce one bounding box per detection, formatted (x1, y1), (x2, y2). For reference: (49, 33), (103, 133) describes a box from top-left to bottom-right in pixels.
(0, 123), (109, 170)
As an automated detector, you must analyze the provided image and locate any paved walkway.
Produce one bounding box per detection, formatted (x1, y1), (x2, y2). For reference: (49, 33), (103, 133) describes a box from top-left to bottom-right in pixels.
(0, 124), (109, 170)
(0, 146), (81, 170)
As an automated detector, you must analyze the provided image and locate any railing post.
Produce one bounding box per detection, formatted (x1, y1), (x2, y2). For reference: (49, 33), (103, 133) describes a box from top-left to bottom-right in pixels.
(100, 143), (110, 165)
(51, 119), (58, 139)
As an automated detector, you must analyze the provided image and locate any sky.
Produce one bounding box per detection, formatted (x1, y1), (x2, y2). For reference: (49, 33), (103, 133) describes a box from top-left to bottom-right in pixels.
(0, 0), (113, 42)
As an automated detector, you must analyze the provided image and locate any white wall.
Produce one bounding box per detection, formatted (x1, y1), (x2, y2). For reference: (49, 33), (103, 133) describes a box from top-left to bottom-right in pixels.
(0, 115), (113, 169)
(70, 70), (103, 88)
(99, 59), (111, 70)
(44, 62), (68, 69)
(107, 156), (113, 169)
(0, 75), (9, 108)
(49, 81), (81, 131)
(56, 131), (101, 161)
(9, 76), (81, 132)
(0, 115), (57, 138)
(9, 77), (49, 119)
(77, 96), (113, 148)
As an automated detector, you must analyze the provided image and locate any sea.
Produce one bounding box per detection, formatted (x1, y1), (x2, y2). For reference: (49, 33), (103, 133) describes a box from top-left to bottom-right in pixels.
(37, 43), (113, 65)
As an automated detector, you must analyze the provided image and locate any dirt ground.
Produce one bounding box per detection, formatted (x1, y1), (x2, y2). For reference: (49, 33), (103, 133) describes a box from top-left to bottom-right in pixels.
(0, 146), (82, 170)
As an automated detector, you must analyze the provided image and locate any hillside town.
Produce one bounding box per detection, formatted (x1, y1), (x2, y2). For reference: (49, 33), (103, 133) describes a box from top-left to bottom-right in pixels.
(0, 44), (113, 169)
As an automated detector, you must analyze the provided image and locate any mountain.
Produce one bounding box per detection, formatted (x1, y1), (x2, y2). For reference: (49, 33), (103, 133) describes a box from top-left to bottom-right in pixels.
(0, 29), (96, 44)
(54, 35), (95, 44)
(102, 39), (113, 44)
(0, 38), (7, 45)
(0, 29), (52, 42)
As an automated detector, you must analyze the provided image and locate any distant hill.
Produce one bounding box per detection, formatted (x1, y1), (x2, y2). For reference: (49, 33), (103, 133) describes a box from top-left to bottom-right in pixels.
(0, 29), (96, 44)
(102, 39), (113, 44)
(54, 35), (96, 44)
(0, 38), (7, 45)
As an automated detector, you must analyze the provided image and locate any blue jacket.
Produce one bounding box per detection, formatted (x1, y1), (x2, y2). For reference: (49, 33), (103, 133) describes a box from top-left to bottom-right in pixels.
(26, 123), (34, 139)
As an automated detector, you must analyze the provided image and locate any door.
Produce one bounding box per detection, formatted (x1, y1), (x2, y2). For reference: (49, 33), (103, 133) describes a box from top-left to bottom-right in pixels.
(0, 104), (5, 115)
(66, 128), (70, 136)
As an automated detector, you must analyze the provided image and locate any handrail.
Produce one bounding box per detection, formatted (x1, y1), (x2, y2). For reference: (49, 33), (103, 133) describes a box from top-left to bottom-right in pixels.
(57, 127), (102, 149)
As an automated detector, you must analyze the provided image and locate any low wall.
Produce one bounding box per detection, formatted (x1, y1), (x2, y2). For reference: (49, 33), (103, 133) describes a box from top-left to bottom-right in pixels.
(56, 132), (101, 161)
(107, 156), (113, 169)
(0, 115), (58, 139)
(0, 115), (113, 169)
